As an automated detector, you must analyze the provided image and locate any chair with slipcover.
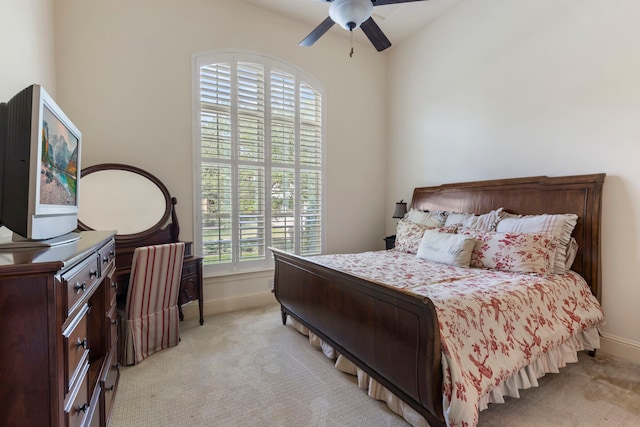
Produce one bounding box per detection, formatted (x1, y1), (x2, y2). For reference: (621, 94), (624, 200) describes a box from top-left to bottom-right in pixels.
(118, 242), (185, 365)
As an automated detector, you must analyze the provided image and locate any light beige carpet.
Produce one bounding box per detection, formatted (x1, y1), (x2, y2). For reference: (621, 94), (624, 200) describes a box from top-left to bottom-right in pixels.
(110, 304), (640, 426)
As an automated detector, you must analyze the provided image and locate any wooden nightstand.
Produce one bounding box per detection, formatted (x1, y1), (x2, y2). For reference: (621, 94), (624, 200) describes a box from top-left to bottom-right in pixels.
(384, 235), (396, 250)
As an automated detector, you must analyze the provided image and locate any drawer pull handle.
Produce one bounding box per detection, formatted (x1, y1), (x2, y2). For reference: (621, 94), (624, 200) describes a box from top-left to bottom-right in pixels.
(78, 403), (89, 413)
(102, 256), (109, 264)
(111, 318), (119, 326)
(76, 338), (88, 350)
(74, 282), (86, 293)
(89, 270), (98, 278)
(105, 384), (115, 392)
(112, 281), (118, 289)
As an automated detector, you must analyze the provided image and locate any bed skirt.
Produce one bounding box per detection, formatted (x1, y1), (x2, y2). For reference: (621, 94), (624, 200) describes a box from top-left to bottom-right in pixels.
(289, 318), (600, 427)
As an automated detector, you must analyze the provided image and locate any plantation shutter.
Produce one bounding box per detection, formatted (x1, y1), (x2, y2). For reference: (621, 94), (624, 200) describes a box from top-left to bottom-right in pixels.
(298, 82), (323, 256)
(196, 54), (324, 273)
(237, 63), (266, 263)
(200, 63), (233, 265)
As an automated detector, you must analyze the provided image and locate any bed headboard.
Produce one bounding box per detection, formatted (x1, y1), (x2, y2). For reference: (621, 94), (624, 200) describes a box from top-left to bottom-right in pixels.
(410, 174), (605, 300)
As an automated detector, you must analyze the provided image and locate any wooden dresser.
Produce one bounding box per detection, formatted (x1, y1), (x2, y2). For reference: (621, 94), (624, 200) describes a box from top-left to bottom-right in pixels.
(0, 230), (119, 427)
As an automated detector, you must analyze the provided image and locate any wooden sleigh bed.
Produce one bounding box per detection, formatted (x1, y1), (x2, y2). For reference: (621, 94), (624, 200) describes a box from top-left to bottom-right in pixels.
(270, 174), (605, 427)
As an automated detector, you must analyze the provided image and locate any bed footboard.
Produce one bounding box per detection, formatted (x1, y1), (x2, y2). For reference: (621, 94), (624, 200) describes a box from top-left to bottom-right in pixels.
(271, 248), (444, 427)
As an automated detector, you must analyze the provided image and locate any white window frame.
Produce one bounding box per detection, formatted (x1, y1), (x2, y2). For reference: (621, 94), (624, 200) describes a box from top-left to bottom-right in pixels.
(192, 50), (326, 276)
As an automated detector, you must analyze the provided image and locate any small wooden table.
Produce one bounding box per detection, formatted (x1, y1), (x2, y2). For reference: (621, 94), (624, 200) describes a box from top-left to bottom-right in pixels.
(178, 256), (204, 325)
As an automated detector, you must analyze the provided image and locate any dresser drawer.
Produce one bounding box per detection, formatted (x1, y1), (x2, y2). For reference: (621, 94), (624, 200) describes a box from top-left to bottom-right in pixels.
(107, 303), (118, 350)
(63, 305), (90, 393)
(98, 239), (116, 275)
(179, 257), (202, 305)
(86, 387), (101, 427)
(179, 276), (199, 304)
(182, 258), (198, 277)
(63, 254), (100, 318)
(102, 347), (120, 424)
(64, 361), (90, 427)
(106, 267), (118, 309)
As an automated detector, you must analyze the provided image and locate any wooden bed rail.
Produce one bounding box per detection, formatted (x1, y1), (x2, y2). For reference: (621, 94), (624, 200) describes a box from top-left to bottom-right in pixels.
(271, 248), (445, 427)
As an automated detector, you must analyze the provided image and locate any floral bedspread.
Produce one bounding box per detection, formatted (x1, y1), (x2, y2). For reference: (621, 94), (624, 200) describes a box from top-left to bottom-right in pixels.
(311, 250), (604, 427)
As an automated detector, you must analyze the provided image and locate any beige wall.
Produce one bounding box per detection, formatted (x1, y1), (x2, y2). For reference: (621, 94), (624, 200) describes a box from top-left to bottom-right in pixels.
(0, 0), (56, 99)
(0, 0), (56, 239)
(51, 1), (388, 313)
(387, 0), (640, 363)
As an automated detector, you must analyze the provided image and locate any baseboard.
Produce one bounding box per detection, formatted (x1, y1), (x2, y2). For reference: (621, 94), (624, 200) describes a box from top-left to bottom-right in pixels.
(599, 332), (640, 365)
(179, 291), (277, 320)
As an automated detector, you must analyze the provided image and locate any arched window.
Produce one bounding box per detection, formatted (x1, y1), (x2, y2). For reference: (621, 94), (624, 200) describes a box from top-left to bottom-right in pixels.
(193, 52), (325, 274)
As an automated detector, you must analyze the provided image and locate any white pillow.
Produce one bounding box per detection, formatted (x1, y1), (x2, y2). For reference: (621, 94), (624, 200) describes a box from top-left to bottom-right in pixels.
(496, 213), (578, 274)
(445, 208), (504, 231)
(565, 237), (578, 270)
(444, 212), (472, 226)
(416, 229), (476, 267)
(406, 209), (445, 228)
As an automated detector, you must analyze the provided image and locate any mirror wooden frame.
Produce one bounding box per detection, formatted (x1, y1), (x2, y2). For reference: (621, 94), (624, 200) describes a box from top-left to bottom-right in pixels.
(77, 163), (179, 244)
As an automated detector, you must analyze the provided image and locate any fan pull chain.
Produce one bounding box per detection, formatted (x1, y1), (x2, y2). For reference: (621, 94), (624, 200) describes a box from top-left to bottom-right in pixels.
(349, 29), (354, 58)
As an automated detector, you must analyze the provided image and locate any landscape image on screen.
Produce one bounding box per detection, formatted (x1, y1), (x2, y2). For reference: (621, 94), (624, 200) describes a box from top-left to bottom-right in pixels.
(40, 104), (78, 206)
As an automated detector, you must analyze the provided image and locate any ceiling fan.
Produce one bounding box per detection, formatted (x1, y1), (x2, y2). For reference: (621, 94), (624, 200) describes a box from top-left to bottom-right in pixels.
(300, 0), (429, 53)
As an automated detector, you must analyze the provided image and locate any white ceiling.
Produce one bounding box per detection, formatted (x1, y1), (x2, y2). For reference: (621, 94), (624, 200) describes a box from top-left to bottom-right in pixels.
(241, 0), (462, 49)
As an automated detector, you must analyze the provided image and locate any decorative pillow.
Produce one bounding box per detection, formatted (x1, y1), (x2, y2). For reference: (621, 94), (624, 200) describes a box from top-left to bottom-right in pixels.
(394, 219), (430, 254)
(464, 231), (559, 275)
(444, 212), (472, 226)
(416, 229), (476, 267)
(495, 213), (578, 274)
(444, 208), (505, 231)
(438, 224), (460, 234)
(406, 209), (445, 228)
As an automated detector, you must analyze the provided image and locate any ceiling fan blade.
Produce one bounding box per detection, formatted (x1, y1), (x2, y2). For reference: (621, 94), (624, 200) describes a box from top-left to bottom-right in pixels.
(300, 16), (335, 47)
(360, 17), (392, 52)
(373, 0), (429, 5)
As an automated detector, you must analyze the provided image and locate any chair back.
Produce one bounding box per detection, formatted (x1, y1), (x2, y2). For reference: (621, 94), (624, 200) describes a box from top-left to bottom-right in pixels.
(125, 242), (185, 319)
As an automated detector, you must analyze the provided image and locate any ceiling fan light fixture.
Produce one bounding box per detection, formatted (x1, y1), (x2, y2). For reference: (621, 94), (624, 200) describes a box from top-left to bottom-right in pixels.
(329, 0), (374, 31)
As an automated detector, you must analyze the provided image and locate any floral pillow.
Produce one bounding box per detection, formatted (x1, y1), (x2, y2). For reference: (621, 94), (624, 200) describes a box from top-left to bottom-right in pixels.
(395, 220), (456, 254)
(394, 219), (430, 254)
(462, 230), (559, 275)
(495, 213), (578, 274)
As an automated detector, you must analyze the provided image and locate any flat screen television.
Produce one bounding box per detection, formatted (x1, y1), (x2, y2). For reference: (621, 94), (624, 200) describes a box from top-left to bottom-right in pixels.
(0, 84), (82, 246)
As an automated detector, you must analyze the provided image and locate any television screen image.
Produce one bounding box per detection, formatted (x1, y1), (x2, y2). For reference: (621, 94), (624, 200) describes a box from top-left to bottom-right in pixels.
(40, 103), (79, 207)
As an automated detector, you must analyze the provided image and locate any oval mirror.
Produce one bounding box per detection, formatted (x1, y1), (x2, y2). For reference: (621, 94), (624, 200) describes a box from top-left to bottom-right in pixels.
(78, 163), (172, 240)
